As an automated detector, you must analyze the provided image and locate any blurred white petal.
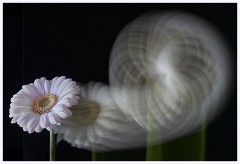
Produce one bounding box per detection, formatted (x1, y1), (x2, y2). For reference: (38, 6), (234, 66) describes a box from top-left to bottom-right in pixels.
(53, 82), (145, 151)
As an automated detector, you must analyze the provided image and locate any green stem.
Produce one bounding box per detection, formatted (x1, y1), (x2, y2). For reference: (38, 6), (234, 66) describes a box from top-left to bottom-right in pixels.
(92, 146), (104, 161)
(146, 116), (162, 161)
(146, 91), (162, 161)
(92, 146), (97, 161)
(200, 113), (206, 160)
(146, 138), (162, 161)
(50, 130), (56, 161)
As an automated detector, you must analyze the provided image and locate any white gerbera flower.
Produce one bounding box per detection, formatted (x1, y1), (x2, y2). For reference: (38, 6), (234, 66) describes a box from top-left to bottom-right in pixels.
(9, 76), (80, 133)
(54, 82), (145, 151)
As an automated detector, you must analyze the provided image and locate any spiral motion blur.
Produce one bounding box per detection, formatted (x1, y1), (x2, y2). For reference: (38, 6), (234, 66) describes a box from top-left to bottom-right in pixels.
(54, 11), (233, 151)
(109, 11), (232, 144)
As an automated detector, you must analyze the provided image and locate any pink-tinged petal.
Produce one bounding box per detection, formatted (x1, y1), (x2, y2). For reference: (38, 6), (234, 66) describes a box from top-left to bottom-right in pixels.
(34, 78), (46, 95)
(40, 77), (46, 82)
(48, 112), (61, 125)
(44, 113), (52, 127)
(74, 95), (80, 100)
(56, 78), (73, 96)
(11, 115), (21, 123)
(10, 101), (30, 108)
(50, 76), (66, 95)
(39, 113), (51, 128)
(23, 126), (27, 131)
(11, 93), (33, 106)
(26, 115), (38, 130)
(10, 95), (33, 107)
(60, 109), (72, 119)
(35, 124), (43, 133)
(65, 82), (78, 91)
(59, 88), (79, 100)
(17, 113), (33, 127)
(51, 111), (61, 125)
(9, 106), (32, 117)
(39, 114), (46, 128)
(32, 117), (41, 133)
(70, 98), (79, 106)
(58, 94), (80, 106)
(69, 96), (80, 106)
(52, 104), (66, 113)
(22, 84), (40, 100)
(48, 112), (56, 124)
(50, 76), (59, 94)
(58, 86), (80, 100)
(59, 94), (74, 100)
(57, 98), (71, 107)
(26, 118), (35, 133)
(27, 116), (40, 133)
(44, 80), (52, 93)
(28, 128), (34, 134)
(46, 126), (52, 131)
(52, 105), (72, 119)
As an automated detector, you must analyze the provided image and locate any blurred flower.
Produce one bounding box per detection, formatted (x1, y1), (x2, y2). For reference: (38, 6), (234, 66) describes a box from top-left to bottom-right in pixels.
(109, 11), (232, 144)
(9, 76), (80, 133)
(54, 82), (145, 151)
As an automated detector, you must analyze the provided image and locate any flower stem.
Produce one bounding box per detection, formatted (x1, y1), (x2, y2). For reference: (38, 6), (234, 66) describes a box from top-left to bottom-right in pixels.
(146, 140), (162, 160)
(146, 90), (162, 161)
(200, 112), (206, 160)
(146, 112), (162, 161)
(92, 146), (97, 161)
(50, 130), (56, 161)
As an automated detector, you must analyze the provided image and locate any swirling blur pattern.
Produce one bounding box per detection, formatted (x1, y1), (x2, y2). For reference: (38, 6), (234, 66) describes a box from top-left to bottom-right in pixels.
(109, 11), (232, 145)
(54, 11), (233, 151)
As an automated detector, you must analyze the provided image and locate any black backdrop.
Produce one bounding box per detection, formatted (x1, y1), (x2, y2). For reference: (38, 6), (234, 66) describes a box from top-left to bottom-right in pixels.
(3, 3), (237, 161)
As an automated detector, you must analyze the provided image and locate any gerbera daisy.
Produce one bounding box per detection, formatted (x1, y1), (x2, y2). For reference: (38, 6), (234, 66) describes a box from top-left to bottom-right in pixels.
(9, 76), (80, 133)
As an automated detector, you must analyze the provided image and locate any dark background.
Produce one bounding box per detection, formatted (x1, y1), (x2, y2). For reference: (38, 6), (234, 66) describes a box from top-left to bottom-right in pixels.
(3, 3), (237, 161)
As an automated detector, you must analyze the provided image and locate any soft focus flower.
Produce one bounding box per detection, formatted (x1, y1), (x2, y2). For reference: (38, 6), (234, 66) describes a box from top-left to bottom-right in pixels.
(9, 76), (80, 133)
(54, 82), (145, 151)
(109, 11), (232, 144)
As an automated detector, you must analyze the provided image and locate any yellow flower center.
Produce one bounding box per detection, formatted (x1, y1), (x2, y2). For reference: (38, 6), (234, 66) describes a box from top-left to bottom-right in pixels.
(32, 94), (58, 115)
